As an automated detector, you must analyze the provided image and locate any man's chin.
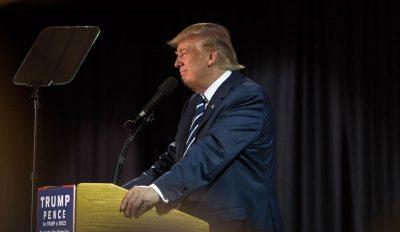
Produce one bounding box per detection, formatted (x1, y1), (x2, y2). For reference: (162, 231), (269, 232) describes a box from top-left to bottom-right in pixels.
(181, 78), (198, 92)
(181, 76), (189, 85)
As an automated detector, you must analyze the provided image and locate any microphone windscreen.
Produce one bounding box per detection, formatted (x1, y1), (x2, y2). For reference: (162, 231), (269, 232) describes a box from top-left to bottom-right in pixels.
(158, 76), (178, 95)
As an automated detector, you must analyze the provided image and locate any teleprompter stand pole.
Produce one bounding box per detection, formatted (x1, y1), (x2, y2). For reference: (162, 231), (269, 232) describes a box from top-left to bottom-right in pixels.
(30, 86), (40, 232)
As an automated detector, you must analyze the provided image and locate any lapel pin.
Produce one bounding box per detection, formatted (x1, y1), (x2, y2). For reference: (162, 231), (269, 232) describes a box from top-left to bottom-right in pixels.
(211, 104), (215, 109)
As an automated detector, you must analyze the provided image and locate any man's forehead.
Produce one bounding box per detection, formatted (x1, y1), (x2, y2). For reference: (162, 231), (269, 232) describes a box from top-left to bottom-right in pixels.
(176, 40), (192, 51)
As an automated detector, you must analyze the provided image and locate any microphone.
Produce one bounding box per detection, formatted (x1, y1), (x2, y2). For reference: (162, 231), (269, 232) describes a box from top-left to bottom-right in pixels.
(124, 76), (178, 130)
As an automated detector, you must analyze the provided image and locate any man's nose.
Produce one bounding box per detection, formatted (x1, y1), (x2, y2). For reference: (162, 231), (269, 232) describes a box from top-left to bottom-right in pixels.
(174, 57), (182, 68)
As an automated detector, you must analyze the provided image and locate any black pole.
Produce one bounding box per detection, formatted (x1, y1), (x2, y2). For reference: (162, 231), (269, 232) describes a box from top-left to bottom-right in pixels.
(113, 134), (135, 184)
(113, 113), (155, 185)
(31, 86), (40, 232)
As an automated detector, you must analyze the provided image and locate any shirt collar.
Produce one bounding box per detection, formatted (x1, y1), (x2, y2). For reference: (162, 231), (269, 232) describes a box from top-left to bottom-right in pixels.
(203, 70), (232, 102)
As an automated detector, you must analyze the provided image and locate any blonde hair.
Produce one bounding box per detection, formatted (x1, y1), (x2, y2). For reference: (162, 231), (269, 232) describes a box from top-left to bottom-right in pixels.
(168, 23), (245, 70)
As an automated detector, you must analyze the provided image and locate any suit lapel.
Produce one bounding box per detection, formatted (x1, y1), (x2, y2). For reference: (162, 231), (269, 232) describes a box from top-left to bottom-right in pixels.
(176, 71), (242, 160)
(196, 73), (237, 134)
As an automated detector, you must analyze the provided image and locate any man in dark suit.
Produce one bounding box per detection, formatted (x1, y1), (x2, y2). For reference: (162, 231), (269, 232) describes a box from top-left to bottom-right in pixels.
(120, 23), (284, 232)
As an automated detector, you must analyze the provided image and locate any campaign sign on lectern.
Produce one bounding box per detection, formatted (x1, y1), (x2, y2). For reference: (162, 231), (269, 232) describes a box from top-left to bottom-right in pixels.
(37, 185), (76, 232)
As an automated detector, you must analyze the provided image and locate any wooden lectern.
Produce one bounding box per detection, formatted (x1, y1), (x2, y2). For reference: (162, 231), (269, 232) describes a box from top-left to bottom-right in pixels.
(76, 183), (209, 232)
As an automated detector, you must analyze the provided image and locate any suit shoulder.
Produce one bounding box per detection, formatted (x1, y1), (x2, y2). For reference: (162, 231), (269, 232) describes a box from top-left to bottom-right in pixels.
(232, 72), (271, 103)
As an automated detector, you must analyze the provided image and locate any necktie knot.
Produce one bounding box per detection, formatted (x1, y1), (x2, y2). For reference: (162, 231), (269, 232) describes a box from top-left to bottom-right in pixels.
(200, 94), (208, 103)
(195, 95), (207, 113)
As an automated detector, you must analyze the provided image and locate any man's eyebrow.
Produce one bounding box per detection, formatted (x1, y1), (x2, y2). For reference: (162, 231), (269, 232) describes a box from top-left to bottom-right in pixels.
(176, 48), (189, 54)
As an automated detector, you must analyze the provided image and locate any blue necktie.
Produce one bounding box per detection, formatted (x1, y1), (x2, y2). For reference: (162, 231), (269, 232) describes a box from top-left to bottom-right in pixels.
(183, 95), (207, 156)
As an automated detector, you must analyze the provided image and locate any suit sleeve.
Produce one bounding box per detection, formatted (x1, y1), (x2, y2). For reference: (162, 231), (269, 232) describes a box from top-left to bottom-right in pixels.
(122, 142), (176, 189)
(153, 91), (269, 203)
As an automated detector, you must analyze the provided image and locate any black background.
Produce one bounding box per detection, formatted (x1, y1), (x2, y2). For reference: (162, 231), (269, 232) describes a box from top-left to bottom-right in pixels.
(0, 0), (399, 231)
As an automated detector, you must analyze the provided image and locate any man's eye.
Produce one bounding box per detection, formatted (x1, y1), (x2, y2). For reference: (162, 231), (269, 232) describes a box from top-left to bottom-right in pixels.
(176, 50), (189, 58)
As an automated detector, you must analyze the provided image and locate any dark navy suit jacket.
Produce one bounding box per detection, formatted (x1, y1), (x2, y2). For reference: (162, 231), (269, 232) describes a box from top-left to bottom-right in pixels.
(123, 71), (284, 232)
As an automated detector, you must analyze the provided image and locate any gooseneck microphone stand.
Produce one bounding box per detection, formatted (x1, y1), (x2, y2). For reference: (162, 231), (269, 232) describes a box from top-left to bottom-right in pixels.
(113, 113), (155, 185)
(112, 76), (178, 185)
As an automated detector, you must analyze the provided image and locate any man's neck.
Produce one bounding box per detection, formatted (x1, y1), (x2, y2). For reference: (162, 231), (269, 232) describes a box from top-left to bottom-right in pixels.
(202, 70), (232, 102)
(198, 68), (226, 93)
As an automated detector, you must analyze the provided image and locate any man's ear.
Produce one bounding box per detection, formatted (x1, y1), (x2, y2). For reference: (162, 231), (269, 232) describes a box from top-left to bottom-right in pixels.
(208, 48), (218, 66)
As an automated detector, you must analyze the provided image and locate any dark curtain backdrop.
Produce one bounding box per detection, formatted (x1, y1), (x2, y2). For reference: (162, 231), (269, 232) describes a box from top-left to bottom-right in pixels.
(0, 1), (399, 231)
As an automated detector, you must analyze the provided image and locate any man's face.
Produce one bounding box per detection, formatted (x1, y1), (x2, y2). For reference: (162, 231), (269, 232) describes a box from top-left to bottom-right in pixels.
(174, 37), (209, 92)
